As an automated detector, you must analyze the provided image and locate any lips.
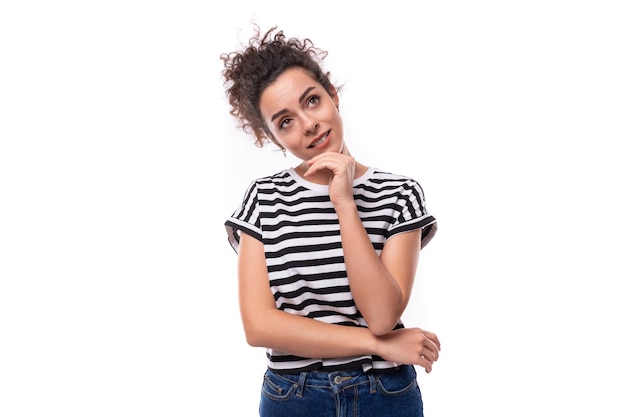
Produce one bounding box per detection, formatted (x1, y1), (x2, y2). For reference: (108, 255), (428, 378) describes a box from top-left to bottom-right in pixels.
(308, 131), (330, 148)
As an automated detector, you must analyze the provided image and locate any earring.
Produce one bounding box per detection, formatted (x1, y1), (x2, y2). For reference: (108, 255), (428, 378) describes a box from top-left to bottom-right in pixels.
(282, 148), (287, 158)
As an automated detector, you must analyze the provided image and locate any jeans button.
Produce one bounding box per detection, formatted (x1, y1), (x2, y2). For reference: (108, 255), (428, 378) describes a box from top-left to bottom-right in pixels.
(334, 375), (353, 384)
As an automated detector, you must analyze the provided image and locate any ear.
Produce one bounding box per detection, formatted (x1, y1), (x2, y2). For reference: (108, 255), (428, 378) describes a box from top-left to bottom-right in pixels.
(329, 84), (340, 108)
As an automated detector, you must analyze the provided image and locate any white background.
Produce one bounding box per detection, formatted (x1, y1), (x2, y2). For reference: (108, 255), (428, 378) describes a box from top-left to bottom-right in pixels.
(1, 1), (625, 416)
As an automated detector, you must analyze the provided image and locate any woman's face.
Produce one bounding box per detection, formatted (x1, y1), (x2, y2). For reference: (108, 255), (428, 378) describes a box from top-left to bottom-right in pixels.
(259, 67), (343, 161)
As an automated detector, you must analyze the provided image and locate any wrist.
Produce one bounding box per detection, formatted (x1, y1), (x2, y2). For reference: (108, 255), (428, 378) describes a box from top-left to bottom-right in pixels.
(333, 200), (358, 217)
(363, 329), (381, 357)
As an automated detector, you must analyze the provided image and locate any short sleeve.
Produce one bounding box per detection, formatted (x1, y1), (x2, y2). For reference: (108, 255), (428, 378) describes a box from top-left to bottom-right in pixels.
(225, 180), (263, 253)
(387, 179), (437, 248)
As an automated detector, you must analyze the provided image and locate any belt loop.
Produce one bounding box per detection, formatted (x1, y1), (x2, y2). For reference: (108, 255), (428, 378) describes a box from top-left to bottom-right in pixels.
(296, 372), (307, 398)
(368, 373), (377, 394)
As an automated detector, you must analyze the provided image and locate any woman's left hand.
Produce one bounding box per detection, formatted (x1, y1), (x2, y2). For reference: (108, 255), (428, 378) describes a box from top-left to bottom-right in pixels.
(305, 152), (356, 208)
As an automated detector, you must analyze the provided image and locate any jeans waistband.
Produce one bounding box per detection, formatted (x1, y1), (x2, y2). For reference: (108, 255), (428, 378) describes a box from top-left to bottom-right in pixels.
(266, 365), (407, 396)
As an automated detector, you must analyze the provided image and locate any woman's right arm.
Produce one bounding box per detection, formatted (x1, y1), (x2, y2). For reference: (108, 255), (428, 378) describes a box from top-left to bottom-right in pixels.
(237, 232), (441, 372)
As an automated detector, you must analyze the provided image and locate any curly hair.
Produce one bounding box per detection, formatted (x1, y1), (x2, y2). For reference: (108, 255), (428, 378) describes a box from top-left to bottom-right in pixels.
(220, 25), (334, 148)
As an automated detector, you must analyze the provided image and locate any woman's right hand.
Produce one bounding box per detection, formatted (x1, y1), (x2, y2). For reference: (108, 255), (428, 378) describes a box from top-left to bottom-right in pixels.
(376, 327), (441, 373)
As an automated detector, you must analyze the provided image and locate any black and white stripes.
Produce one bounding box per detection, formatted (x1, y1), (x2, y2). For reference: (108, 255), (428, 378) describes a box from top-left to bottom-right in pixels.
(225, 167), (436, 373)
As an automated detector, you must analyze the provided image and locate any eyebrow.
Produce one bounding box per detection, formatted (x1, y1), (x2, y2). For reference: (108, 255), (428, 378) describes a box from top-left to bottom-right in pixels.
(270, 109), (288, 122)
(270, 86), (316, 122)
(298, 86), (315, 104)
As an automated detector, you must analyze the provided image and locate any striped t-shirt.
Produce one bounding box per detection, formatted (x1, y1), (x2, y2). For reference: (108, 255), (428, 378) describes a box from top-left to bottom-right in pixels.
(225, 166), (437, 374)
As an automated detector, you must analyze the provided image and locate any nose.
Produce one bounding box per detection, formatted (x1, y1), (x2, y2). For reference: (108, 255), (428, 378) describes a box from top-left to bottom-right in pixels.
(303, 118), (319, 135)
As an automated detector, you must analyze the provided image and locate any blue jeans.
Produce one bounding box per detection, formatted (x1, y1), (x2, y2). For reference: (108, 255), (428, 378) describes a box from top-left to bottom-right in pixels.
(259, 365), (424, 417)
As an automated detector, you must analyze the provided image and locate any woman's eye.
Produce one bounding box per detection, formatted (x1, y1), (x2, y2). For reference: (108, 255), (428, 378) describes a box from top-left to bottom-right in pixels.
(307, 96), (320, 106)
(279, 118), (292, 129)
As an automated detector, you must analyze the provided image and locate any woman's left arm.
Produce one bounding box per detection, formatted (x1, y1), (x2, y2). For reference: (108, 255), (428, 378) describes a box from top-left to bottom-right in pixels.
(336, 205), (422, 336)
(305, 153), (423, 336)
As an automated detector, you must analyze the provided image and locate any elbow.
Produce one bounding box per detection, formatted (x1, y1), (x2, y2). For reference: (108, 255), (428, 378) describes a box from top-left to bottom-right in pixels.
(362, 295), (406, 335)
(241, 314), (275, 348)
(368, 324), (395, 337)
(244, 333), (264, 348)
(240, 305), (282, 347)
(363, 303), (403, 336)
(366, 317), (400, 336)
(241, 322), (266, 347)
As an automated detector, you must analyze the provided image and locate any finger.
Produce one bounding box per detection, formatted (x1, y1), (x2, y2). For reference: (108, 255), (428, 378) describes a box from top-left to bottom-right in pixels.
(416, 355), (433, 373)
(419, 340), (439, 363)
(305, 159), (347, 178)
(304, 157), (340, 176)
(419, 334), (440, 361)
(421, 345), (439, 363)
(305, 152), (352, 171)
(423, 330), (441, 351)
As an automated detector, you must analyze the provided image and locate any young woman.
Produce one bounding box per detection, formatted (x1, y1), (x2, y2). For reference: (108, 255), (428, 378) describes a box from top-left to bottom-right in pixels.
(222, 26), (440, 417)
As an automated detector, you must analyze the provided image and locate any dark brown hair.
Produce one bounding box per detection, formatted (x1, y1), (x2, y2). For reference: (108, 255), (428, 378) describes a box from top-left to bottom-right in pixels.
(221, 25), (334, 147)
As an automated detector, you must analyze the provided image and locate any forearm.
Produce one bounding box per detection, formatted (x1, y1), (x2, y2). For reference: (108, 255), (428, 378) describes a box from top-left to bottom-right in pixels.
(335, 203), (404, 335)
(243, 307), (441, 373)
(243, 305), (441, 373)
(238, 230), (380, 358)
(243, 307), (379, 358)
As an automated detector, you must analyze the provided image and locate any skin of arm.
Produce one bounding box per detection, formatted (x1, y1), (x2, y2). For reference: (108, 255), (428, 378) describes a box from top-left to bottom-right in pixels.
(238, 231), (378, 358)
(305, 152), (423, 335)
(237, 232), (441, 371)
(337, 208), (422, 336)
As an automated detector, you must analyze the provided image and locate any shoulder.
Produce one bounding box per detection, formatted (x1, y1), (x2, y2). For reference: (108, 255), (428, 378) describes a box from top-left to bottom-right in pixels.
(366, 169), (424, 190)
(240, 169), (291, 191)
(370, 169), (413, 182)
(243, 169), (306, 199)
